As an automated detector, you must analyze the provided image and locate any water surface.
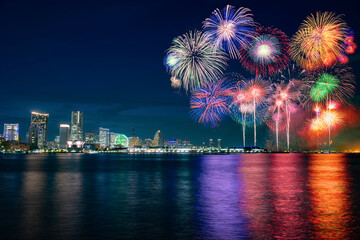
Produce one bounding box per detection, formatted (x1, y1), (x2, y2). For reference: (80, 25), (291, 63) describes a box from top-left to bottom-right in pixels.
(0, 153), (359, 239)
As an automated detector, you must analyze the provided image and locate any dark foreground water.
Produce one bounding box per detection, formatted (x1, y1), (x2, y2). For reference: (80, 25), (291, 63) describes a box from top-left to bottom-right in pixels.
(0, 153), (360, 240)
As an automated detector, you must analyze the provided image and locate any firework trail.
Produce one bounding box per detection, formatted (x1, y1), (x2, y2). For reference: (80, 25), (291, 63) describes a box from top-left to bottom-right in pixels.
(269, 81), (301, 150)
(190, 77), (233, 127)
(166, 30), (228, 91)
(203, 5), (256, 59)
(240, 26), (290, 76)
(242, 76), (272, 146)
(230, 77), (267, 147)
(291, 12), (350, 70)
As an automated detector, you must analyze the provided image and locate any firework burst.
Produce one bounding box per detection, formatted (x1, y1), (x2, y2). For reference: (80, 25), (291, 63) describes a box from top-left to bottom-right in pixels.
(268, 80), (300, 150)
(203, 5), (256, 59)
(241, 76), (272, 146)
(240, 26), (290, 76)
(167, 30), (228, 91)
(230, 78), (268, 146)
(291, 12), (349, 70)
(190, 78), (233, 127)
(304, 64), (355, 106)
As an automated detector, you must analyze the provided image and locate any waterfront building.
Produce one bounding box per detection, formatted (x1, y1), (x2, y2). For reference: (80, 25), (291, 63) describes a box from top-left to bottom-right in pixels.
(59, 124), (70, 148)
(3, 123), (19, 141)
(217, 139), (222, 149)
(142, 138), (154, 148)
(54, 135), (60, 149)
(99, 127), (110, 148)
(169, 140), (177, 148)
(153, 130), (163, 147)
(29, 112), (49, 148)
(70, 111), (83, 141)
(128, 136), (140, 148)
(110, 132), (119, 148)
(85, 132), (98, 144)
(27, 125), (39, 149)
(209, 139), (214, 148)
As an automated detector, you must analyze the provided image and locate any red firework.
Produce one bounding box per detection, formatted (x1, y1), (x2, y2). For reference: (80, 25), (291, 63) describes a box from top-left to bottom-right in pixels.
(240, 26), (290, 76)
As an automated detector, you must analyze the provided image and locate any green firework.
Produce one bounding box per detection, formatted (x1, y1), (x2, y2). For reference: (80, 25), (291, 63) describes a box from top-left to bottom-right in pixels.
(317, 73), (339, 94)
(310, 85), (328, 102)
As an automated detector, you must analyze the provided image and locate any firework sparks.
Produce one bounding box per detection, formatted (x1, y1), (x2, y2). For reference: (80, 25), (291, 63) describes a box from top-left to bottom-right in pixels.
(240, 26), (290, 76)
(167, 30), (228, 91)
(170, 76), (181, 88)
(190, 78), (233, 127)
(242, 76), (272, 146)
(291, 12), (350, 70)
(203, 5), (256, 59)
(305, 64), (355, 106)
(268, 81), (300, 150)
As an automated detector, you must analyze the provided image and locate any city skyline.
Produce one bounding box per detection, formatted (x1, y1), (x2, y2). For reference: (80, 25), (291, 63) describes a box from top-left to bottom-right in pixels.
(0, 0), (359, 149)
(0, 110), (217, 149)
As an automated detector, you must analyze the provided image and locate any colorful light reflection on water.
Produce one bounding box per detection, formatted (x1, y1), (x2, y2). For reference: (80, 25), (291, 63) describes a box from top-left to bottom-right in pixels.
(0, 153), (359, 239)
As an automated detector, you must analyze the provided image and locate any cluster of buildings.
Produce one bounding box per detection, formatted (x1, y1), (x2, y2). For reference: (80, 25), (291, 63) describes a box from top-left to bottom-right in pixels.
(1, 111), (209, 153)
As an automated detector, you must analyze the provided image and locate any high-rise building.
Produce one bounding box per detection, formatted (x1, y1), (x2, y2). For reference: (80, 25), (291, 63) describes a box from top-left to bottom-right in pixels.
(99, 127), (110, 148)
(217, 139), (222, 149)
(3, 123), (19, 141)
(209, 139), (214, 148)
(59, 124), (70, 148)
(70, 111), (83, 141)
(29, 112), (49, 149)
(110, 132), (119, 148)
(154, 130), (163, 147)
(27, 125), (39, 149)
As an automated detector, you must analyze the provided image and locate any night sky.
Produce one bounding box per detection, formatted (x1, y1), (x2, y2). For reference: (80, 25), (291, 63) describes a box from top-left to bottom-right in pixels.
(0, 0), (359, 147)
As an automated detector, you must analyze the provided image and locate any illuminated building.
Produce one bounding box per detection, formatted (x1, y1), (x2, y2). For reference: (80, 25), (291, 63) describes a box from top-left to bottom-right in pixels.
(142, 138), (154, 148)
(59, 124), (70, 148)
(209, 139), (214, 148)
(27, 125), (39, 149)
(29, 112), (49, 149)
(154, 130), (163, 147)
(169, 140), (177, 148)
(54, 136), (60, 149)
(66, 140), (84, 149)
(85, 132), (98, 144)
(99, 127), (110, 148)
(217, 139), (222, 149)
(128, 136), (140, 148)
(3, 123), (19, 141)
(70, 111), (83, 141)
(110, 132), (119, 148)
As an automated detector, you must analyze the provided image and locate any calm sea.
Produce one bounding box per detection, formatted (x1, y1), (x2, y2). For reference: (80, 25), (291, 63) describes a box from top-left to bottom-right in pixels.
(0, 153), (360, 240)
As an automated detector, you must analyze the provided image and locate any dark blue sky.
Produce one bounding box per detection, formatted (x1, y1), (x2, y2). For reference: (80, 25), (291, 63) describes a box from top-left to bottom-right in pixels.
(0, 0), (359, 147)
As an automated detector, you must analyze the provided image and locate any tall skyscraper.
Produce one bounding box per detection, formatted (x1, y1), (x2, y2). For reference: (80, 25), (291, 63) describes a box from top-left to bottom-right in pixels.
(209, 139), (214, 148)
(70, 111), (83, 141)
(27, 125), (39, 149)
(99, 127), (110, 148)
(153, 130), (163, 147)
(59, 124), (70, 148)
(3, 123), (19, 141)
(29, 112), (49, 149)
(217, 139), (222, 149)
